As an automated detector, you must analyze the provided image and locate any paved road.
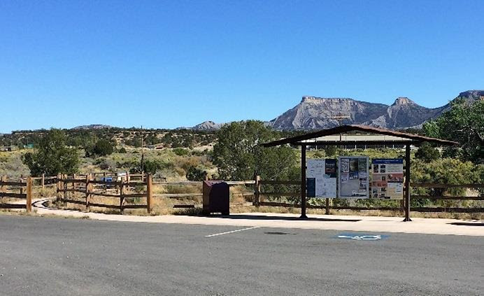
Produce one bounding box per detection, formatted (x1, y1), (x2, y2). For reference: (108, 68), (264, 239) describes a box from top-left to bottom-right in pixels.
(0, 215), (482, 296)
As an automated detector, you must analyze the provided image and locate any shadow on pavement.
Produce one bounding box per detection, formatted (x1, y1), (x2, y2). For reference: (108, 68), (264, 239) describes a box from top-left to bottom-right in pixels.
(449, 222), (484, 227)
(207, 214), (361, 222)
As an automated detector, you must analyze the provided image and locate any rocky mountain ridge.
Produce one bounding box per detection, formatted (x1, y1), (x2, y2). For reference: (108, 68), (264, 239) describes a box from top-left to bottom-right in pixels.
(7, 91), (480, 133)
(190, 90), (482, 131)
(268, 90), (483, 130)
(191, 121), (225, 131)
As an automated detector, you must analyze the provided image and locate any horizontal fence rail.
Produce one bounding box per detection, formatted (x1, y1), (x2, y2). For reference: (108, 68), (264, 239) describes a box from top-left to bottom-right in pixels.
(0, 176), (32, 212)
(3, 171), (482, 217)
(56, 174), (153, 214)
(254, 176), (483, 215)
(30, 173), (259, 214)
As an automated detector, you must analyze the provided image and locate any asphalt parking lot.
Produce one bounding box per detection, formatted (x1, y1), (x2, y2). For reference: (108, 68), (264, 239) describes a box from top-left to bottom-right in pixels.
(0, 215), (483, 296)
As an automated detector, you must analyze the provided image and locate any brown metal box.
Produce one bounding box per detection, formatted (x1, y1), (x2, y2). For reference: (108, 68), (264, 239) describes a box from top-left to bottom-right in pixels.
(203, 181), (230, 215)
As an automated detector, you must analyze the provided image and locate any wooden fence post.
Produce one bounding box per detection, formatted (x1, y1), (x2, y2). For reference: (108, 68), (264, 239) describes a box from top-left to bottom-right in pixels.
(125, 172), (130, 193)
(325, 198), (330, 215)
(41, 173), (45, 190)
(56, 174), (61, 199)
(26, 177), (32, 213)
(403, 144), (412, 222)
(19, 176), (24, 195)
(119, 183), (125, 214)
(254, 175), (261, 207)
(85, 174), (91, 212)
(56, 174), (59, 197)
(63, 174), (67, 200)
(147, 174), (153, 214)
(0, 176), (6, 194)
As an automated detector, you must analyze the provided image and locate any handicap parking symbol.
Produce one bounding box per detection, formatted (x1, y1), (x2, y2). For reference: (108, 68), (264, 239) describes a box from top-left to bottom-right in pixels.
(335, 233), (389, 241)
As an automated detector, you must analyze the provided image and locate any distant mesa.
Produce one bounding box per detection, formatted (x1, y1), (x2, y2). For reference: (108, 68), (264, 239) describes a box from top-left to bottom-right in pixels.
(7, 90), (482, 134)
(191, 121), (224, 131)
(187, 90), (482, 131)
(72, 124), (112, 130)
(267, 90), (482, 130)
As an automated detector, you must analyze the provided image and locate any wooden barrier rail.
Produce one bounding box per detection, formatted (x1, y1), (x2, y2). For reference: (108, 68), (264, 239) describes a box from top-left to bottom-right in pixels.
(153, 193), (204, 198)
(0, 176), (32, 212)
(55, 175), (257, 213)
(30, 174), (58, 189)
(410, 183), (483, 189)
(254, 176), (484, 215)
(6, 172), (481, 216)
(57, 174), (153, 214)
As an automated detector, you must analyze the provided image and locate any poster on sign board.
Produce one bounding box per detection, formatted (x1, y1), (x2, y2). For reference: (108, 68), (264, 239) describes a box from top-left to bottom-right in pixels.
(306, 159), (337, 198)
(338, 156), (369, 198)
(371, 159), (404, 199)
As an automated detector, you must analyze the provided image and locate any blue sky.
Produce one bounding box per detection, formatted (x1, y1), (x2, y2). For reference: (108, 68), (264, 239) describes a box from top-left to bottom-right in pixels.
(0, 0), (483, 133)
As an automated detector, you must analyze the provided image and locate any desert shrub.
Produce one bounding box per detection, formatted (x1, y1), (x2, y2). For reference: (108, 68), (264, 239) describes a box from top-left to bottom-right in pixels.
(415, 142), (440, 162)
(324, 146), (337, 157)
(22, 129), (79, 176)
(143, 160), (162, 175)
(212, 121), (297, 181)
(173, 148), (189, 156)
(411, 158), (483, 208)
(186, 166), (207, 181)
(423, 98), (483, 164)
(87, 139), (114, 157)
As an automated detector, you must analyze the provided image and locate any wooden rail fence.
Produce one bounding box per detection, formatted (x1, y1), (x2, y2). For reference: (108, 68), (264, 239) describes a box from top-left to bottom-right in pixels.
(57, 174), (153, 214)
(253, 176), (484, 214)
(0, 176), (33, 212)
(3, 172), (482, 216)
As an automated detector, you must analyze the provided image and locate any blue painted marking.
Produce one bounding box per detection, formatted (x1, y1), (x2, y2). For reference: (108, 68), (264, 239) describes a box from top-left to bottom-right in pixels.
(334, 233), (390, 241)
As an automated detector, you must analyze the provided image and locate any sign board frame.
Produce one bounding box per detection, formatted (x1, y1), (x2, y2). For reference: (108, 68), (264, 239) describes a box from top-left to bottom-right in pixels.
(306, 159), (337, 198)
(371, 159), (404, 199)
(338, 156), (370, 199)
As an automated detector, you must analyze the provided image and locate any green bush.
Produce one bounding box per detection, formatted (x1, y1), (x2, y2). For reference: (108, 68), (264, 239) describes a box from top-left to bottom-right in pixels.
(186, 166), (207, 181)
(91, 139), (114, 156)
(423, 98), (483, 164)
(173, 148), (189, 156)
(411, 158), (482, 198)
(22, 129), (79, 176)
(212, 121), (297, 181)
(415, 142), (440, 162)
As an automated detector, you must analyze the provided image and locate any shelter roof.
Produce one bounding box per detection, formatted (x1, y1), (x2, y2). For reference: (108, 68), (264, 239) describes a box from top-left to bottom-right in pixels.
(262, 125), (458, 147)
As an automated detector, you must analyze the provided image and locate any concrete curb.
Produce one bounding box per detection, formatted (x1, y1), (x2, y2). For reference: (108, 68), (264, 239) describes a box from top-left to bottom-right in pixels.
(31, 199), (484, 237)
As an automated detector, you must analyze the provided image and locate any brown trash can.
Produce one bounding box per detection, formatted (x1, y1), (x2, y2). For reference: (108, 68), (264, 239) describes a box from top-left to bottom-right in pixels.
(203, 181), (230, 216)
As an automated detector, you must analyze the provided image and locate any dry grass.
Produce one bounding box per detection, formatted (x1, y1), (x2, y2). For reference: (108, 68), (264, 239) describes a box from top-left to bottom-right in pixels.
(153, 183), (201, 195)
(33, 186), (57, 198)
(0, 197), (19, 205)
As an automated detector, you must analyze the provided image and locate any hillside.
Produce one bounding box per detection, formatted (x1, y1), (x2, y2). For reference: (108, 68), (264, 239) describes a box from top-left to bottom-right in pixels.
(363, 97), (447, 129)
(0, 128), (217, 151)
(268, 90), (483, 130)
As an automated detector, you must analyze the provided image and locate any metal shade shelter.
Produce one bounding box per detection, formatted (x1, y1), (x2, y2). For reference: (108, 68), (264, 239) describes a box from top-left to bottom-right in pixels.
(262, 125), (459, 221)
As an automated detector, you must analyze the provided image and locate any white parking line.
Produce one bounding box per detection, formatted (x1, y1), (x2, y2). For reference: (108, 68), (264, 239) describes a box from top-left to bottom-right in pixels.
(205, 226), (260, 238)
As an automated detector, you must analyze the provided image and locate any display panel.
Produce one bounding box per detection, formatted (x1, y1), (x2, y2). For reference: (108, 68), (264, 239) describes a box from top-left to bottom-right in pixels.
(306, 159), (337, 198)
(338, 156), (369, 198)
(371, 159), (404, 199)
